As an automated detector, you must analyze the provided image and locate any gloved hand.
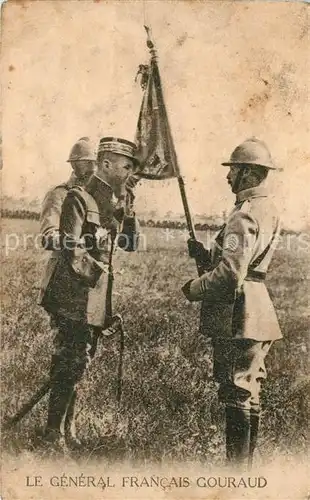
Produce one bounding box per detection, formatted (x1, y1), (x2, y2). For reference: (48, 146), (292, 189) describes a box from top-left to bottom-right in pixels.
(125, 173), (140, 190)
(187, 238), (211, 265)
(114, 196), (126, 222)
(117, 215), (140, 252)
(125, 174), (140, 205)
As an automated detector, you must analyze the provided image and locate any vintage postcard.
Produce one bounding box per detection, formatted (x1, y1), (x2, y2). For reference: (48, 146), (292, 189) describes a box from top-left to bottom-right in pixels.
(1, 1), (309, 499)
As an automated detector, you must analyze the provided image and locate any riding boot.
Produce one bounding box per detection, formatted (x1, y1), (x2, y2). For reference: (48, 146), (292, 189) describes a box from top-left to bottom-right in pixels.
(44, 354), (74, 448)
(64, 389), (82, 449)
(46, 383), (75, 433)
(248, 410), (260, 470)
(225, 406), (251, 471)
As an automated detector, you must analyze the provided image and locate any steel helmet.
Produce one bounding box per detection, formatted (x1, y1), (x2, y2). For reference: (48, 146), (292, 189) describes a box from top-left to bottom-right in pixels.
(67, 137), (97, 162)
(222, 137), (279, 170)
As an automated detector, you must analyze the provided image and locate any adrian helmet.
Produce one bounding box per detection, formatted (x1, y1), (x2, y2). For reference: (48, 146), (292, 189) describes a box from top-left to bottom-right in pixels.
(67, 137), (97, 162)
(222, 137), (279, 170)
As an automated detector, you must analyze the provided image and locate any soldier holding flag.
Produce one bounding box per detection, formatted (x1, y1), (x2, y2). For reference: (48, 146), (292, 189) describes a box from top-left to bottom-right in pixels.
(182, 138), (282, 470)
(134, 28), (282, 470)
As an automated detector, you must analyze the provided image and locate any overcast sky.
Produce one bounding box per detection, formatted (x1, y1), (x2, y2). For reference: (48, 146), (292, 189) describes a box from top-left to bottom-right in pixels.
(2, 1), (309, 229)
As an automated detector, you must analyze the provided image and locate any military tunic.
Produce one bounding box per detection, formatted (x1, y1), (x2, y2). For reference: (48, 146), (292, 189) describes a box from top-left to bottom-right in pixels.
(41, 182), (119, 327)
(38, 174), (77, 306)
(184, 186), (282, 342)
(182, 186), (282, 412)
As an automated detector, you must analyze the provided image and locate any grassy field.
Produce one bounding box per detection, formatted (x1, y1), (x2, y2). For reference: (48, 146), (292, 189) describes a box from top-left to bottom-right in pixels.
(1, 218), (309, 466)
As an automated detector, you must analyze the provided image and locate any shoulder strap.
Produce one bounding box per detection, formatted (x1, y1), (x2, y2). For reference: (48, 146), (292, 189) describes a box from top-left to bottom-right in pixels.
(52, 182), (71, 191)
(68, 186), (100, 214)
(249, 218), (280, 271)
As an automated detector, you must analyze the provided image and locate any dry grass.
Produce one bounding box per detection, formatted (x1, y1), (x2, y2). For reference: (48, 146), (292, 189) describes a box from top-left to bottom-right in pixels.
(1, 219), (309, 465)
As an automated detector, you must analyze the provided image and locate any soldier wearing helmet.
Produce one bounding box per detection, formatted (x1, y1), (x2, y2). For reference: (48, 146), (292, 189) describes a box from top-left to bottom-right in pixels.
(39, 137), (97, 255)
(39, 136), (140, 453)
(182, 138), (282, 471)
(38, 137), (97, 452)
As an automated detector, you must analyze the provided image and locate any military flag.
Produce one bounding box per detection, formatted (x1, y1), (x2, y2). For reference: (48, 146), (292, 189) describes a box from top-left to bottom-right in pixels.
(135, 30), (179, 180)
(135, 26), (196, 239)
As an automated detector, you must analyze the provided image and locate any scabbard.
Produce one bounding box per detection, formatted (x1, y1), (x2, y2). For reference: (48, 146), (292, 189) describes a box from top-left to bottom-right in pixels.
(3, 380), (51, 430)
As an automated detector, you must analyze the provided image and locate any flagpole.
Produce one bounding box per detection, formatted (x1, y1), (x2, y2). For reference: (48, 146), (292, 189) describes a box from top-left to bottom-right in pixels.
(177, 176), (196, 240)
(144, 26), (197, 241)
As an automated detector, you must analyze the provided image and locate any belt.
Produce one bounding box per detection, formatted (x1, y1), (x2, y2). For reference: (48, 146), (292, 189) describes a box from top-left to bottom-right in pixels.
(245, 269), (266, 282)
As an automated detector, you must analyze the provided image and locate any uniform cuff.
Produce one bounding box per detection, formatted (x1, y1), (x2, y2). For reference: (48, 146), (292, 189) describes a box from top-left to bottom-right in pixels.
(182, 278), (204, 302)
(189, 277), (204, 301)
(181, 279), (193, 299)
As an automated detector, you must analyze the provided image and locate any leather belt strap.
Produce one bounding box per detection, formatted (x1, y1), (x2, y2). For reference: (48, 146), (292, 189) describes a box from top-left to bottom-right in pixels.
(245, 269), (266, 282)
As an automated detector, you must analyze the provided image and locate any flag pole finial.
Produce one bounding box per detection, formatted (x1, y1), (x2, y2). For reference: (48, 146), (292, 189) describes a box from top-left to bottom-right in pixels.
(144, 25), (157, 59)
(136, 25), (197, 243)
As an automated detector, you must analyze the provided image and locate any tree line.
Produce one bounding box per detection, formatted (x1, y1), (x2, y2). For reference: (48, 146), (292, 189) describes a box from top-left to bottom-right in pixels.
(1, 208), (302, 234)
(1, 209), (40, 220)
(1, 209), (222, 231)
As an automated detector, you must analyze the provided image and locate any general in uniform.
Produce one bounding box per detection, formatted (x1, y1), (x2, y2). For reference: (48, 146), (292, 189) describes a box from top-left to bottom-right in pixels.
(39, 137), (139, 451)
(182, 138), (282, 470)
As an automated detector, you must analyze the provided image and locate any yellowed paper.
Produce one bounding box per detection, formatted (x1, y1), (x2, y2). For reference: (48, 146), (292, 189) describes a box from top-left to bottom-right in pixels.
(1, 1), (309, 499)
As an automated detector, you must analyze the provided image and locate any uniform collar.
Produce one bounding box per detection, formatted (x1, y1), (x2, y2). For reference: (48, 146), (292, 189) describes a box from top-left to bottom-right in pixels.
(98, 177), (113, 192)
(93, 175), (114, 194)
(66, 173), (113, 193)
(236, 186), (268, 204)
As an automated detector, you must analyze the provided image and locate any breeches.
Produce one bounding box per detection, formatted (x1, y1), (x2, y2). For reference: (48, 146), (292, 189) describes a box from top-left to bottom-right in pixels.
(212, 338), (273, 412)
(50, 314), (100, 386)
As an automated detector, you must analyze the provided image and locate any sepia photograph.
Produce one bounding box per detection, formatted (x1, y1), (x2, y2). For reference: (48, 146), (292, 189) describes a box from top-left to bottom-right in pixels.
(1, 0), (309, 498)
